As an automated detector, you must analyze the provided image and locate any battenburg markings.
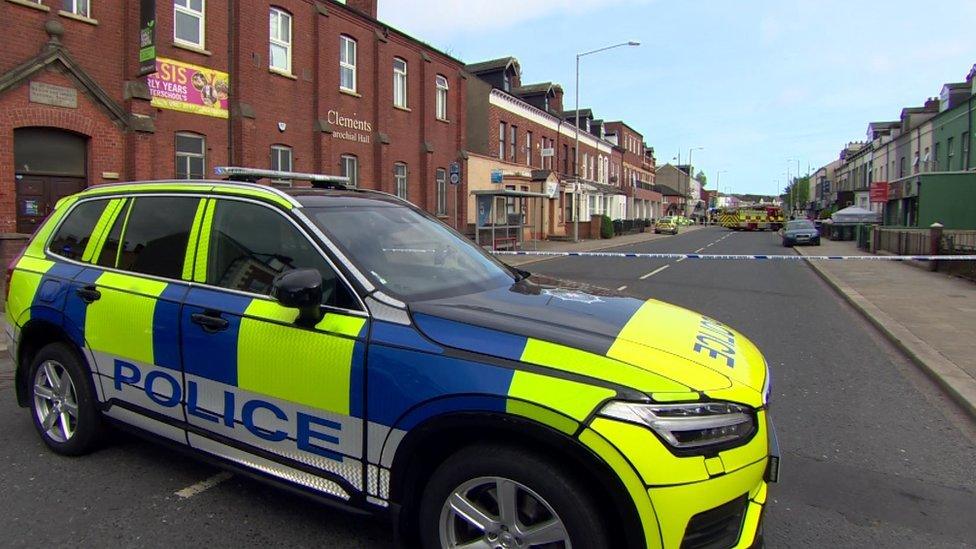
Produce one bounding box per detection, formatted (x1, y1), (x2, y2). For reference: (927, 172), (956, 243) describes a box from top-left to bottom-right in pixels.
(113, 360), (343, 461)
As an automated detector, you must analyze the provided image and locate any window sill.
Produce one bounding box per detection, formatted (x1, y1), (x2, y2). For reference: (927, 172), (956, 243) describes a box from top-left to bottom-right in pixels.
(173, 41), (211, 56)
(269, 68), (297, 80)
(340, 88), (361, 98)
(393, 104), (411, 112)
(436, 117), (451, 124)
(7, 0), (49, 12)
(58, 10), (97, 24)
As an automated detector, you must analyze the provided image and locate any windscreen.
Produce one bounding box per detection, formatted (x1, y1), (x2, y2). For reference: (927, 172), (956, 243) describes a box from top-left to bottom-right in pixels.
(307, 202), (515, 301)
(786, 220), (815, 230)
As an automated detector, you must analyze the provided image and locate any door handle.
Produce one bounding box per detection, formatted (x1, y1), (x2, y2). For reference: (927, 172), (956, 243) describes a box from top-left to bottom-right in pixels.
(75, 286), (101, 303)
(191, 312), (229, 333)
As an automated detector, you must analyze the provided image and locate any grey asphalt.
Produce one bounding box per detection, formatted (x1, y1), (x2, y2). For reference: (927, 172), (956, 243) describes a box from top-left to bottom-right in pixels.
(1, 226), (974, 548)
(525, 227), (976, 548)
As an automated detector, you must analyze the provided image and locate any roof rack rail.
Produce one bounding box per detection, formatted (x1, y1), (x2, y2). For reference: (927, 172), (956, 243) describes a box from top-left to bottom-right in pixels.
(214, 166), (350, 189)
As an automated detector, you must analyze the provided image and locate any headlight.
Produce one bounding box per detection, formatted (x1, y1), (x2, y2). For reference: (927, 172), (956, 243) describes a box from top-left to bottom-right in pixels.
(600, 401), (756, 451)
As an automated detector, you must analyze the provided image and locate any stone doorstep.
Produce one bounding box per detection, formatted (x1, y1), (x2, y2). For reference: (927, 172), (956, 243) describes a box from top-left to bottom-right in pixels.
(795, 247), (976, 420)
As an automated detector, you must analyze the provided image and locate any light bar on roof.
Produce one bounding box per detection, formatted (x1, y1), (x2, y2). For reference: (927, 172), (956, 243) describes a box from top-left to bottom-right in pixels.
(214, 166), (349, 184)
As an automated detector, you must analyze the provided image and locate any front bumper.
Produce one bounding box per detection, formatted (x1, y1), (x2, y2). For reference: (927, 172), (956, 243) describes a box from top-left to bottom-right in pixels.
(584, 412), (779, 548)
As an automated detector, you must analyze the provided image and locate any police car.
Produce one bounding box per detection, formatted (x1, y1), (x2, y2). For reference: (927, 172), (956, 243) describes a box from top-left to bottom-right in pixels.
(4, 169), (778, 549)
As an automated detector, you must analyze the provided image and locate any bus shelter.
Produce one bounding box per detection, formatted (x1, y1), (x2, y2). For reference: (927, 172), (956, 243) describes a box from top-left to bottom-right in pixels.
(472, 188), (549, 250)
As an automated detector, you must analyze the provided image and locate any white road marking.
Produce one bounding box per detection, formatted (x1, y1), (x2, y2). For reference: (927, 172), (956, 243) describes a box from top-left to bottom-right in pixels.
(676, 257), (686, 263)
(640, 265), (670, 279)
(175, 471), (233, 499)
(695, 248), (705, 253)
(617, 285), (628, 291)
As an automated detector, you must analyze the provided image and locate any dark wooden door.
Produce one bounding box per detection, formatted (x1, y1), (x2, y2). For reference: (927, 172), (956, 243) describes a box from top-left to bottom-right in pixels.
(16, 175), (86, 234)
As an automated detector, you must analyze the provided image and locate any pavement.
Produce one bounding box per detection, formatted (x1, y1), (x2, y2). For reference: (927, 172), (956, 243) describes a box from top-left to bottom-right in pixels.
(795, 239), (976, 419)
(2, 227), (974, 547)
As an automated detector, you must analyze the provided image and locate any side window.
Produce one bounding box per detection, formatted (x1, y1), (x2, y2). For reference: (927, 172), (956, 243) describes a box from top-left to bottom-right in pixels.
(48, 200), (109, 261)
(206, 200), (357, 309)
(98, 196), (199, 279)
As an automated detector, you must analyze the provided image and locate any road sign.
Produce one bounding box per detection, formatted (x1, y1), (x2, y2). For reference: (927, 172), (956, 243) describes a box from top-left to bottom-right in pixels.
(491, 169), (503, 184)
(541, 147), (555, 158)
(449, 162), (461, 185)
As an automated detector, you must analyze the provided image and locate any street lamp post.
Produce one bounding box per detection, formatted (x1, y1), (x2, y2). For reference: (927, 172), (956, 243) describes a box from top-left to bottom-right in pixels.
(573, 40), (640, 242)
(687, 146), (703, 218)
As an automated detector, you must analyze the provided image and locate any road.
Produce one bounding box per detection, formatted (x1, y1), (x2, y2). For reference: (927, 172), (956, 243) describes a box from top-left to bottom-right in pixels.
(2, 226), (975, 548)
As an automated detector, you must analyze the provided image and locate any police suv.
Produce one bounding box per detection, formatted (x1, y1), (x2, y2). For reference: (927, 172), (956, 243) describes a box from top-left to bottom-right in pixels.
(4, 171), (778, 549)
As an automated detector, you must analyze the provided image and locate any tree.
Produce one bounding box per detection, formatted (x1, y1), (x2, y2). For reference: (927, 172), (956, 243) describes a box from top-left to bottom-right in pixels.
(695, 170), (707, 186)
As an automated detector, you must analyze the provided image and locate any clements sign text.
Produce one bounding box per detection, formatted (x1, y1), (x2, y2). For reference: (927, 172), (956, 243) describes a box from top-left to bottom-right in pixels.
(328, 110), (371, 143)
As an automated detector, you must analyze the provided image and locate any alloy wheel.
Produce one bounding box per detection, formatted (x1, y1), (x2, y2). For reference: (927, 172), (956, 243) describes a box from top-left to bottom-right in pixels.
(439, 476), (571, 549)
(33, 360), (79, 443)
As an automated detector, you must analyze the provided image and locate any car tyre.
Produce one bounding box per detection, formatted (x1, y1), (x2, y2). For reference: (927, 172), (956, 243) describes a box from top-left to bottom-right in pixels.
(419, 444), (610, 549)
(28, 342), (103, 456)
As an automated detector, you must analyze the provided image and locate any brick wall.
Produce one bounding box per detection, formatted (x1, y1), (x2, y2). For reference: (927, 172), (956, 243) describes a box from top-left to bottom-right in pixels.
(1, 0), (467, 229)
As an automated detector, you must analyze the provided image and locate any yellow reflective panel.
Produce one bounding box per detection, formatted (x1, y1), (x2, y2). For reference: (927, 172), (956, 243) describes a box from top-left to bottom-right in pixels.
(650, 391), (701, 403)
(193, 199), (216, 283)
(578, 428), (663, 549)
(590, 417), (709, 486)
(508, 370), (615, 422)
(182, 199), (209, 281)
(610, 299), (773, 392)
(648, 460), (766, 549)
(25, 200), (75, 258)
(733, 499), (765, 549)
(85, 272), (168, 365)
(237, 299), (360, 415)
(705, 457), (724, 476)
(506, 400), (578, 435)
(718, 410), (768, 474)
(5, 263), (52, 327)
(703, 384), (763, 409)
(521, 339), (690, 394)
(78, 182), (294, 210)
(81, 199), (126, 263)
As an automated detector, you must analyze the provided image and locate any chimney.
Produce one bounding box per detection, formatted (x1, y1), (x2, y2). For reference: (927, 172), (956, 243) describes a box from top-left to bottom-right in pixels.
(345, 0), (378, 19)
(550, 86), (564, 114)
(923, 97), (940, 111)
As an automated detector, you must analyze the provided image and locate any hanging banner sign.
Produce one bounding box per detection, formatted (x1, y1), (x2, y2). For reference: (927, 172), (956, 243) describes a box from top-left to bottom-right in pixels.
(138, 0), (157, 76)
(147, 58), (230, 119)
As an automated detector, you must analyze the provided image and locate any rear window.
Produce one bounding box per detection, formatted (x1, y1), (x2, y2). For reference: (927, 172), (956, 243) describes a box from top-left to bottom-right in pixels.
(48, 200), (109, 261)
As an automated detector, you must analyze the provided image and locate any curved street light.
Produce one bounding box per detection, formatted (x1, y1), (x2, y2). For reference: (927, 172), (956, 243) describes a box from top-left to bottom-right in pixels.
(573, 40), (641, 241)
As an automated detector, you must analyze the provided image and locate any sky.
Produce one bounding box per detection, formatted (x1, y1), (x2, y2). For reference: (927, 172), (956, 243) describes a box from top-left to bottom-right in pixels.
(377, 0), (976, 196)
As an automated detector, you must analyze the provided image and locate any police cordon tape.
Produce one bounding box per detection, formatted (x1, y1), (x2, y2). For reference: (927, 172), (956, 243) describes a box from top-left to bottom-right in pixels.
(489, 251), (976, 261)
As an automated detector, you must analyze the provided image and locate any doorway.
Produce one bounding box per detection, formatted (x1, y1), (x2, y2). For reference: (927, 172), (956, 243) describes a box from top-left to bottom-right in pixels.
(14, 127), (88, 233)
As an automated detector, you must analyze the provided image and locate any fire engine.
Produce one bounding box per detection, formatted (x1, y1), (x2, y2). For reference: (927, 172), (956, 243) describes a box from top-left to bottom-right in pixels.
(719, 205), (785, 231)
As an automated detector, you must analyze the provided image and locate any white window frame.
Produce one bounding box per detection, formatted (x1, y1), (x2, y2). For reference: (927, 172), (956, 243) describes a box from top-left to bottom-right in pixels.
(175, 132), (206, 180)
(394, 163), (408, 200)
(435, 75), (449, 120)
(498, 122), (506, 160)
(269, 7), (293, 74)
(174, 0), (205, 49)
(340, 155), (359, 188)
(340, 35), (357, 92)
(63, 0), (90, 17)
(526, 131), (533, 167)
(435, 168), (447, 215)
(270, 145), (293, 186)
(393, 58), (408, 108)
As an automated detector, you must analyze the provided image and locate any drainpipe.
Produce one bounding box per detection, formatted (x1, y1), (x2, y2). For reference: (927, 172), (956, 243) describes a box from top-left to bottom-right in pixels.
(227, 0), (236, 166)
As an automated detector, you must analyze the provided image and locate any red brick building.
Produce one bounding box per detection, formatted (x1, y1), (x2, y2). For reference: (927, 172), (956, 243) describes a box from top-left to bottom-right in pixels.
(1, 0), (467, 236)
(465, 57), (627, 240)
(603, 121), (661, 220)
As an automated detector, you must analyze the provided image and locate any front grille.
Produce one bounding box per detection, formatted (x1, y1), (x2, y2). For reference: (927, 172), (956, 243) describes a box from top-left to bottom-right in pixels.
(681, 495), (748, 549)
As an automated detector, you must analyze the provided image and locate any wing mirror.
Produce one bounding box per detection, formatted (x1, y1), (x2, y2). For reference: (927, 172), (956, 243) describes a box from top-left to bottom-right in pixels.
(271, 268), (323, 327)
